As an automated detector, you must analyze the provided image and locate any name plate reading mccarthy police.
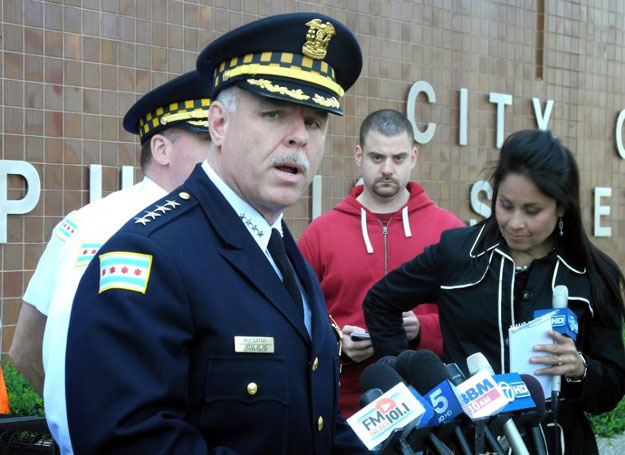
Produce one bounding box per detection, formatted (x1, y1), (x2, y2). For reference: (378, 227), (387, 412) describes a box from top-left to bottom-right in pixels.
(234, 336), (275, 353)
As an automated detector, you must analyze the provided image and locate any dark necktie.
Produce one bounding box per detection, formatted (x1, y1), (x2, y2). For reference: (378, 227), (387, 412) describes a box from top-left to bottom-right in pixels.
(268, 229), (303, 316)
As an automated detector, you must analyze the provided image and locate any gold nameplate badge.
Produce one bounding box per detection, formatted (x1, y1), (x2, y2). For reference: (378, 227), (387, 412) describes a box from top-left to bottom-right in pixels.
(234, 336), (275, 353)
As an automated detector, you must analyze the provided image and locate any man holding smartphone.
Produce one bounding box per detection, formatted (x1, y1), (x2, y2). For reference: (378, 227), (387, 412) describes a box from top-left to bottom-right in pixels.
(298, 109), (465, 417)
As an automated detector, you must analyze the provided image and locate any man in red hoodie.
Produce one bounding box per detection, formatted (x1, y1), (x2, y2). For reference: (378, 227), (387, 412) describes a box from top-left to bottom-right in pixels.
(298, 109), (465, 417)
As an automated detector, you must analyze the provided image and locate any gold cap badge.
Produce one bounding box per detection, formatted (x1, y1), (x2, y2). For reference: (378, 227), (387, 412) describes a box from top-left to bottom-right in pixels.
(302, 19), (336, 60)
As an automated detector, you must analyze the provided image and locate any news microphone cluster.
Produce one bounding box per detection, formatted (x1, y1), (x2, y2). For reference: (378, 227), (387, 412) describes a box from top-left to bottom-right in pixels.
(353, 349), (549, 455)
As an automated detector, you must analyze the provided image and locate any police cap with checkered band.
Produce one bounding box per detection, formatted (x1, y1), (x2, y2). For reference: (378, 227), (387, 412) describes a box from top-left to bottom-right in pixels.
(123, 71), (211, 144)
(196, 13), (362, 115)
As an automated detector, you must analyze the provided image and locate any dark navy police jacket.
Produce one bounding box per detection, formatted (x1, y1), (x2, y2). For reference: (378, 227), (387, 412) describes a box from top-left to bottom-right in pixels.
(66, 164), (367, 454)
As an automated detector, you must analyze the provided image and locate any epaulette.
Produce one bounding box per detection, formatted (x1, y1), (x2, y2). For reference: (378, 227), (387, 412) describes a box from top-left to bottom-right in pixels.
(128, 190), (197, 235)
(329, 314), (343, 358)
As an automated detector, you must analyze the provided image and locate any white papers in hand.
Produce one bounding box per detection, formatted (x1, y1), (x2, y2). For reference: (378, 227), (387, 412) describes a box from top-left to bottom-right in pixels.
(509, 311), (555, 398)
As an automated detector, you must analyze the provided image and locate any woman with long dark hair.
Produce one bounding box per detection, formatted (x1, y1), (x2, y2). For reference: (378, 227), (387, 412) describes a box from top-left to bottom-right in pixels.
(363, 129), (625, 454)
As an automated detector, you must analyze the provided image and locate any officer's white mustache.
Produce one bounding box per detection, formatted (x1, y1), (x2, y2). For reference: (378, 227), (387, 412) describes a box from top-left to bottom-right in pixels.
(271, 150), (310, 175)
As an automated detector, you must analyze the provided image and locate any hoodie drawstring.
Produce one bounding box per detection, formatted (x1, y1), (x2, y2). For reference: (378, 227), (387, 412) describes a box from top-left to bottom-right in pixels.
(360, 207), (412, 254)
(402, 206), (412, 238)
(360, 208), (374, 254)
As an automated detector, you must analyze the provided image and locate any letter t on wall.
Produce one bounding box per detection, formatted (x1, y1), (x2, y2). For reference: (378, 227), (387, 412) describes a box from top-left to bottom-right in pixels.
(489, 92), (512, 148)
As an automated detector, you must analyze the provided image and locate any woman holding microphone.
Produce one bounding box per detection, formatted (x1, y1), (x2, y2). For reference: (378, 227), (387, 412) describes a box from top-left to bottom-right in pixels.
(363, 129), (625, 454)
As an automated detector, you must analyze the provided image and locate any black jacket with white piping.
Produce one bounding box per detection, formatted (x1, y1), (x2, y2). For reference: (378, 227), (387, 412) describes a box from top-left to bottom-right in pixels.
(364, 223), (625, 455)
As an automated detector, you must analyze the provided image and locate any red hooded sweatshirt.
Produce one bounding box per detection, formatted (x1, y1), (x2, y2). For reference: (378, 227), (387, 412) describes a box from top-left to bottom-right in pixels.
(298, 182), (465, 417)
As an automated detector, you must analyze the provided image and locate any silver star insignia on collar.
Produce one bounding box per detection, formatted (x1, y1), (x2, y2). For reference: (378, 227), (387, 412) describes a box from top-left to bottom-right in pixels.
(164, 200), (181, 208)
(143, 210), (161, 220)
(154, 205), (171, 214)
(134, 216), (150, 225)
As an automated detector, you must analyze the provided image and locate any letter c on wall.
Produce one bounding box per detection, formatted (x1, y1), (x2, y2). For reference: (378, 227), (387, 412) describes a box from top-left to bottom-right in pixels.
(407, 81), (436, 144)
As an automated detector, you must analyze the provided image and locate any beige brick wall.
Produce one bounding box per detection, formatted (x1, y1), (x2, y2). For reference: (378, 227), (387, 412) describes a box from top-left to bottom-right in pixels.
(1, 0), (624, 354)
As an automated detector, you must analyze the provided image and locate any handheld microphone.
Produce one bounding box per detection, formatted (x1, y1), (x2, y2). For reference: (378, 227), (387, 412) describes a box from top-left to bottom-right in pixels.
(396, 350), (472, 455)
(358, 361), (453, 455)
(520, 374), (547, 455)
(550, 285), (568, 396)
(467, 353), (530, 455)
(549, 285), (568, 455)
(354, 363), (427, 453)
(360, 362), (404, 394)
(361, 362), (436, 427)
(396, 350), (449, 394)
(361, 362), (434, 424)
(445, 362), (505, 455)
(520, 374), (546, 417)
(487, 372), (538, 454)
(533, 300), (577, 341)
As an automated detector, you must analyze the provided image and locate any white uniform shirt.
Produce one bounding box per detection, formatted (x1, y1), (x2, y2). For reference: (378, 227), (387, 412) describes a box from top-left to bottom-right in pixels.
(23, 210), (81, 316)
(42, 178), (167, 455)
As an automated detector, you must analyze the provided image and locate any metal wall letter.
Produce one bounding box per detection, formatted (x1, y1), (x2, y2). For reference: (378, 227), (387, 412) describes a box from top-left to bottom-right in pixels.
(0, 160), (41, 243)
(407, 81), (437, 144)
(489, 92), (512, 148)
(469, 180), (492, 226)
(532, 98), (554, 131)
(459, 88), (468, 146)
(616, 110), (625, 159)
(594, 187), (612, 237)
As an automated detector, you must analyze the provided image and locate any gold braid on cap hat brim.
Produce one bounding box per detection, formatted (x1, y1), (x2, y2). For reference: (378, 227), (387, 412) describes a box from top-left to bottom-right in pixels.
(245, 78), (340, 109)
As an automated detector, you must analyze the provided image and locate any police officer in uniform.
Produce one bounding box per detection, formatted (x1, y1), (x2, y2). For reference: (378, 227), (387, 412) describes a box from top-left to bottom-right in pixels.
(18, 71), (212, 454)
(65, 13), (367, 454)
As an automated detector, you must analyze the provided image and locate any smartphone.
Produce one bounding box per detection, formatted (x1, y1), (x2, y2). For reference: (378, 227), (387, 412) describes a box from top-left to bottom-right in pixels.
(350, 332), (371, 341)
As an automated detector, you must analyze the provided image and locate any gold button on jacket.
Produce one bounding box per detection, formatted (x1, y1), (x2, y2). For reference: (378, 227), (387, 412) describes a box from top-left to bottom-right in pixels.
(246, 382), (258, 395)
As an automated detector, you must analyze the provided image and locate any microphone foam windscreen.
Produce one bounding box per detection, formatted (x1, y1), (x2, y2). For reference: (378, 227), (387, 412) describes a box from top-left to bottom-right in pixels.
(520, 374), (546, 416)
(553, 285), (569, 308)
(377, 355), (397, 370)
(395, 349), (448, 394)
(466, 352), (495, 376)
(360, 362), (405, 393)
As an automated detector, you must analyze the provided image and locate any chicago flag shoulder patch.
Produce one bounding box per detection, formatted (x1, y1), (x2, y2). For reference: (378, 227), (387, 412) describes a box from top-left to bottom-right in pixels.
(54, 213), (79, 242)
(98, 251), (152, 294)
(76, 241), (104, 267)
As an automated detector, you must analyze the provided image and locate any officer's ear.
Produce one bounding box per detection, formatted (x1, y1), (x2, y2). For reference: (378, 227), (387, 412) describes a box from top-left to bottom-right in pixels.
(207, 101), (230, 148)
(149, 133), (173, 166)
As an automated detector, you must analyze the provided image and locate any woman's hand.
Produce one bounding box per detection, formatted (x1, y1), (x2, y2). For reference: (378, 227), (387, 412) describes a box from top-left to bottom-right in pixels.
(530, 330), (586, 379)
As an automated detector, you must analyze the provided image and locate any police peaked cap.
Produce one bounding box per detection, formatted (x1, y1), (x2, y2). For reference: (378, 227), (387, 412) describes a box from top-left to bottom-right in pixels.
(196, 13), (362, 115)
(123, 71), (211, 144)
